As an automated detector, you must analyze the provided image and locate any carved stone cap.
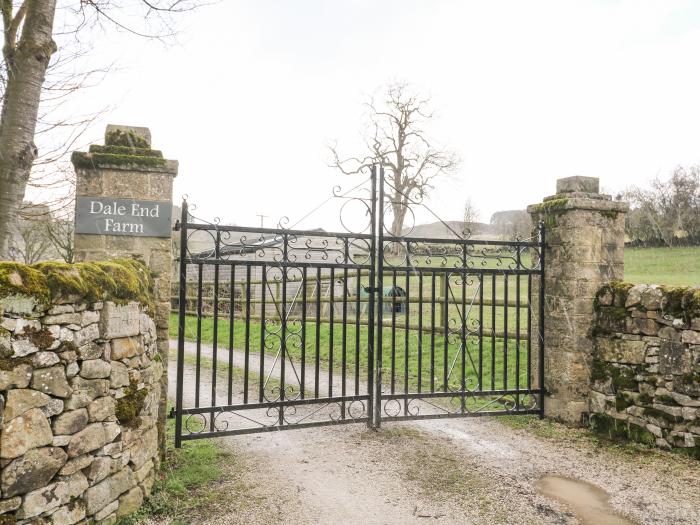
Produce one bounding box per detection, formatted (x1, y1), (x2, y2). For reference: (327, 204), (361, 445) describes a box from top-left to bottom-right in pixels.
(527, 175), (629, 214)
(71, 125), (177, 175)
(105, 125), (151, 148)
(556, 176), (599, 194)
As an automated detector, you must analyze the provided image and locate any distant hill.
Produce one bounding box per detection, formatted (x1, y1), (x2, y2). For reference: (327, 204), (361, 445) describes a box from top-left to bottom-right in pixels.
(402, 220), (497, 239)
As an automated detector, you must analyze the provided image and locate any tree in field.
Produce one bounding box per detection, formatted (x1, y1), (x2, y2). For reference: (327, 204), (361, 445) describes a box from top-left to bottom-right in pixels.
(463, 198), (480, 231)
(12, 203), (53, 264)
(490, 209), (531, 240)
(330, 83), (458, 236)
(45, 214), (74, 262)
(0, 1), (198, 259)
(624, 166), (700, 246)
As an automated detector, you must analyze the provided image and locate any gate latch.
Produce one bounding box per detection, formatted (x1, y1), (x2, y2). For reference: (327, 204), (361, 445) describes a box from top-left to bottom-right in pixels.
(363, 286), (379, 293)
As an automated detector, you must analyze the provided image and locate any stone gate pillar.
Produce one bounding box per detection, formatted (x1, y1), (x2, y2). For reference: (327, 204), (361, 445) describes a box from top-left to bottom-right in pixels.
(71, 125), (178, 454)
(527, 176), (628, 424)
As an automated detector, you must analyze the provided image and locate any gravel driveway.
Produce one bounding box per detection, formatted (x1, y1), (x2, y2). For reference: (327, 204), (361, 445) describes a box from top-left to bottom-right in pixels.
(167, 341), (700, 525)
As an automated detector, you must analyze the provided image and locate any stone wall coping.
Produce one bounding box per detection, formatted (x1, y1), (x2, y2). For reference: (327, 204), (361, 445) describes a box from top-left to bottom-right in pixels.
(72, 157), (178, 175)
(527, 196), (629, 214)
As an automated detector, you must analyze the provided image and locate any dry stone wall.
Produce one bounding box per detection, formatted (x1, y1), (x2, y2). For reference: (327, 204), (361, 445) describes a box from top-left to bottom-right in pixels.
(0, 260), (162, 524)
(590, 283), (700, 457)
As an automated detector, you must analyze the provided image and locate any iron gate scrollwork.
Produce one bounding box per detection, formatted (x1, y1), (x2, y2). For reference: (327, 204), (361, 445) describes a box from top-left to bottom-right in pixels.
(174, 166), (545, 445)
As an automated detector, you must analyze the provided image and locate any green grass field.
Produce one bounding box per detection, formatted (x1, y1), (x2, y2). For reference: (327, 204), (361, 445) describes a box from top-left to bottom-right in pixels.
(624, 246), (699, 287)
(171, 312), (532, 396)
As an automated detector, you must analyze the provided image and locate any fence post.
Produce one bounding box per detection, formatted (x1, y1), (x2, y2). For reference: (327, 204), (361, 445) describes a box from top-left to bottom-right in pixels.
(72, 125), (178, 455)
(527, 176), (628, 424)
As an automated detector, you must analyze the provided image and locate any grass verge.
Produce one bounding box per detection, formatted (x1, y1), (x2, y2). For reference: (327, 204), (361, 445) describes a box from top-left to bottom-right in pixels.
(117, 414), (248, 525)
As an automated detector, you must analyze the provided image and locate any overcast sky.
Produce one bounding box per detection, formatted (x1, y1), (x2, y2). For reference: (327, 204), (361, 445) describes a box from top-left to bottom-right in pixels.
(37, 0), (700, 230)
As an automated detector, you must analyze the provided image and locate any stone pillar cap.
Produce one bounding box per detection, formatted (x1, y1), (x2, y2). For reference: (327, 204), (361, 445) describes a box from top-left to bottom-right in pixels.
(556, 176), (599, 194)
(105, 125), (151, 148)
(557, 175), (600, 193)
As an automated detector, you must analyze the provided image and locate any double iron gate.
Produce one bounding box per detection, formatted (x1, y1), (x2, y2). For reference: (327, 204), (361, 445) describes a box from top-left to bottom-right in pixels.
(174, 167), (545, 446)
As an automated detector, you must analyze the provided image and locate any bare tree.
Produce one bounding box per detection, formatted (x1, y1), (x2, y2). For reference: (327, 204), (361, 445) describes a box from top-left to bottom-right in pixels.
(463, 198), (480, 229)
(45, 215), (74, 263)
(624, 166), (700, 247)
(330, 83), (458, 236)
(10, 202), (53, 264)
(0, 1), (200, 259)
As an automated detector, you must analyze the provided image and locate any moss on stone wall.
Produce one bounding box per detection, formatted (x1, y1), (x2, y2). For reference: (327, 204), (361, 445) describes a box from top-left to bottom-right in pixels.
(659, 286), (700, 321)
(0, 355), (31, 371)
(0, 259), (153, 310)
(71, 151), (167, 170)
(594, 281), (634, 311)
(590, 413), (655, 445)
(599, 210), (619, 220)
(530, 198), (569, 214)
(0, 263), (52, 305)
(116, 380), (148, 428)
(89, 144), (163, 158)
(591, 359), (638, 391)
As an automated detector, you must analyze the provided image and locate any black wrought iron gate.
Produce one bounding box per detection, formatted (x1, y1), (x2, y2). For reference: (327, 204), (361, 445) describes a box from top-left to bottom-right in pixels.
(174, 167), (545, 446)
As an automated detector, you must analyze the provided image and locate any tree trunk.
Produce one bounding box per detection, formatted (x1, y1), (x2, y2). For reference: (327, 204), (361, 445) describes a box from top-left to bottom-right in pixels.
(0, 0), (57, 259)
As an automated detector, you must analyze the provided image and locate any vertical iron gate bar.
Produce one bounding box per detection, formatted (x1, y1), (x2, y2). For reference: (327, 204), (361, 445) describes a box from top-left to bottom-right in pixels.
(174, 200), (188, 448)
(430, 273), (436, 393)
(211, 231), (220, 431)
(442, 275), (448, 392)
(244, 266), (251, 404)
(195, 263), (203, 407)
(228, 266), (235, 406)
(504, 273), (508, 391)
(314, 266), (321, 398)
(329, 267), (334, 398)
(538, 221), (546, 418)
(461, 249), (467, 414)
(404, 269), (409, 415)
(490, 275), (496, 390)
(478, 273), (483, 392)
(391, 269), (396, 395)
(342, 253), (348, 419)
(374, 165), (385, 428)
(301, 267), (307, 400)
(366, 165), (377, 428)
(280, 234), (287, 426)
(354, 270), (360, 397)
(515, 251), (521, 409)
(258, 268), (266, 403)
(527, 273), (532, 392)
(417, 273), (423, 394)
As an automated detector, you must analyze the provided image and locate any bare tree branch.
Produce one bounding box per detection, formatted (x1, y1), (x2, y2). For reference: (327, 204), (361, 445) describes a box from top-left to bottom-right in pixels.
(330, 82), (458, 235)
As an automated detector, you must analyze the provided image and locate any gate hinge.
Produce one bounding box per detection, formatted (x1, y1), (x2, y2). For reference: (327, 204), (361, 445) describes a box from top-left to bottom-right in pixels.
(173, 220), (181, 232)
